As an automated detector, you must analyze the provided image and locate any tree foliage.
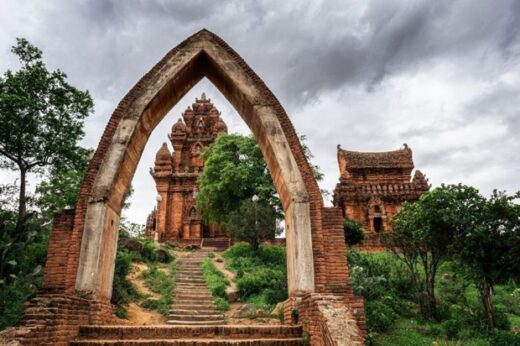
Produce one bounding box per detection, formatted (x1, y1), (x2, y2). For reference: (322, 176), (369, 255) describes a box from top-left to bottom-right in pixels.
(36, 147), (92, 220)
(228, 200), (281, 249)
(0, 38), (93, 229)
(343, 218), (365, 246)
(196, 134), (280, 225)
(451, 189), (520, 331)
(385, 184), (520, 331)
(383, 185), (480, 319)
(196, 133), (324, 228)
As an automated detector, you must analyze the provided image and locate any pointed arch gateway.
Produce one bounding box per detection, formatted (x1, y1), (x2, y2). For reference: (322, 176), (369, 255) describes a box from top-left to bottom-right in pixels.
(35, 29), (364, 344)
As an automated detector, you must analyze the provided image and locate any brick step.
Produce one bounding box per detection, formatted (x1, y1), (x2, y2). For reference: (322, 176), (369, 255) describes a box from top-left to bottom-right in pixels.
(171, 304), (217, 310)
(174, 294), (213, 300)
(168, 314), (224, 321)
(175, 274), (204, 280)
(175, 279), (206, 284)
(76, 325), (303, 340)
(166, 320), (226, 325)
(174, 289), (211, 295)
(173, 300), (215, 305)
(71, 338), (302, 345)
(169, 309), (218, 315)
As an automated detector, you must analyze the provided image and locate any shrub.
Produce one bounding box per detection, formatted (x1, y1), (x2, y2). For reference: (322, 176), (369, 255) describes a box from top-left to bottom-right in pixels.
(0, 278), (35, 329)
(489, 330), (520, 346)
(343, 218), (365, 246)
(111, 250), (140, 311)
(441, 318), (463, 339)
(365, 300), (397, 333)
(156, 248), (174, 263)
(140, 238), (158, 262)
(223, 243), (287, 309)
(214, 297), (230, 312)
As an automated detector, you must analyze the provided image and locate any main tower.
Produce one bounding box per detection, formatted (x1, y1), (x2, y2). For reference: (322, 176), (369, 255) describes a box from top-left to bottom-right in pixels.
(146, 93), (228, 242)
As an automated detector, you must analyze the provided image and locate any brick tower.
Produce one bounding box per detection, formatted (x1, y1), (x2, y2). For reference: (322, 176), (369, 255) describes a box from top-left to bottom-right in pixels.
(146, 93), (228, 242)
(332, 144), (430, 250)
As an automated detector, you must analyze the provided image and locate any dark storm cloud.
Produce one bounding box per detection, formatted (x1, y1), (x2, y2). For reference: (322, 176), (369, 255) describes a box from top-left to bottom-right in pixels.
(1, 0), (519, 222)
(279, 0), (520, 104)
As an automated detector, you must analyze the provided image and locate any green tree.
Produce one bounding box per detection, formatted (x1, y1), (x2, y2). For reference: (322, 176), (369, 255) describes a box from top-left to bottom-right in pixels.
(196, 133), (324, 227)
(227, 199), (281, 250)
(452, 189), (520, 331)
(343, 218), (365, 246)
(196, 134), (280, 225)
(383, 185), (476, 319)
(0, 38), (93, 230)
(36, 148), (92, 220)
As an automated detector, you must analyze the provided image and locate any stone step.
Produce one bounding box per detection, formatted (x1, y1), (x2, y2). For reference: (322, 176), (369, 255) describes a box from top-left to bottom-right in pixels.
(166, 320), (226, 325)
(174, 294), (213, 300)
(169, 309), (218, 315)
(76, 325), (303, 340)
(168, 314), (224, 321)
(175, 274), (205, 281)
(171, 304), (216, 310)
(174, 289), (211, 295)
(175, 279), (206, 284)
(174, 286), (208, 290)
(174, 300), (214, 305)
(71, 338), (302, 345)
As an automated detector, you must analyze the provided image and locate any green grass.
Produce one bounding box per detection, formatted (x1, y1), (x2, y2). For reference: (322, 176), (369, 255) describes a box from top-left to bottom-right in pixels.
(201, 256), (230, 312)
(139, 262), (176, 316)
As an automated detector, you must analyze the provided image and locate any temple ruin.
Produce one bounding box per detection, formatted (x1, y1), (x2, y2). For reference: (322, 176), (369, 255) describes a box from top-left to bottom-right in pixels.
(145, 94), (227, 243)
(333, 144), (430, 250)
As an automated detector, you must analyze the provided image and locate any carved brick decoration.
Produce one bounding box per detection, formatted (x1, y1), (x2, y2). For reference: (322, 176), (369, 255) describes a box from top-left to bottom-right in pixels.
(333, 144), (430, 250)
(145, 93), (227, 242)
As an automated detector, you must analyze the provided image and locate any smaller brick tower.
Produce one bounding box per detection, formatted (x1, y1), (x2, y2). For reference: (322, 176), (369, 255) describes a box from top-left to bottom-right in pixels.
(332, 144), (430, 250)
(146, 93), (228, 242)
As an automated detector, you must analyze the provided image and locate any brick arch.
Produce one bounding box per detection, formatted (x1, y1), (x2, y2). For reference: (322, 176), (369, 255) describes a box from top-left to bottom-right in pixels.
(29, 29), (366, 345)
(68, 29), (328, 301)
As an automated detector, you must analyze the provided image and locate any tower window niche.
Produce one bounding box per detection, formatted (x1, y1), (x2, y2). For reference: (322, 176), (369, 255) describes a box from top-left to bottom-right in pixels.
(373, 217), (383, 232)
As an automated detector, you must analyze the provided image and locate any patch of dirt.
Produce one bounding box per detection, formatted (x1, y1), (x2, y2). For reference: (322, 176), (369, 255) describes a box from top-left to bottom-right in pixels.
(125, 302), (165, 325)
(129, 262), (160, 299)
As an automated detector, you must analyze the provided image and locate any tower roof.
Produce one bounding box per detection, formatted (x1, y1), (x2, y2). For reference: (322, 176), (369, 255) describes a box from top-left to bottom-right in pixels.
(155, 142), (171, 161)
(337, 145), (414, 170)
(172, 118), (186, 133)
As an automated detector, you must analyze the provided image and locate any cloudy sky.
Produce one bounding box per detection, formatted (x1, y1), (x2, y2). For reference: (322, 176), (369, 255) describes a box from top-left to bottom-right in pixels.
(1, 0), (519, 225)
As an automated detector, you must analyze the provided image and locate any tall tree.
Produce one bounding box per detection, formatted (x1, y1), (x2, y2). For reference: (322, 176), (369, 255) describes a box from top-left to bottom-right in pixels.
(452, 189), (520, 331)
(383, 185), (479, 319)
(0, 38), (93, 230)
(196, 134), (280, 225)
(228, 199), (281, 250)
(196, 133), (324, 226)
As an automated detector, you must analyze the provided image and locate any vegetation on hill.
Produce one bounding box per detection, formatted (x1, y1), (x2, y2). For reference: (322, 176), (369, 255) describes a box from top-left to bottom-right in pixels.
(201, 256), (230, 312)
(384, 185), (520, 330)
(223, 243), (287, 310)
(348, 251), (520, 345)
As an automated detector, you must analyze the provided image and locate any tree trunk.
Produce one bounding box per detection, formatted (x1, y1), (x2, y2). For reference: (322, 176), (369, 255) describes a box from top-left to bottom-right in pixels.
(16, 167), (27, 232)
(481, 277), (495, 331)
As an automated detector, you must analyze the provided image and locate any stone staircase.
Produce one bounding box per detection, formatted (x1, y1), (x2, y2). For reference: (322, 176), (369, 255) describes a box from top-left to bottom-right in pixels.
(167, 250), (225, 325)
(70, 325), (303, 345)
(201, 238), (231, 251)
(70, 250), (303, 345)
